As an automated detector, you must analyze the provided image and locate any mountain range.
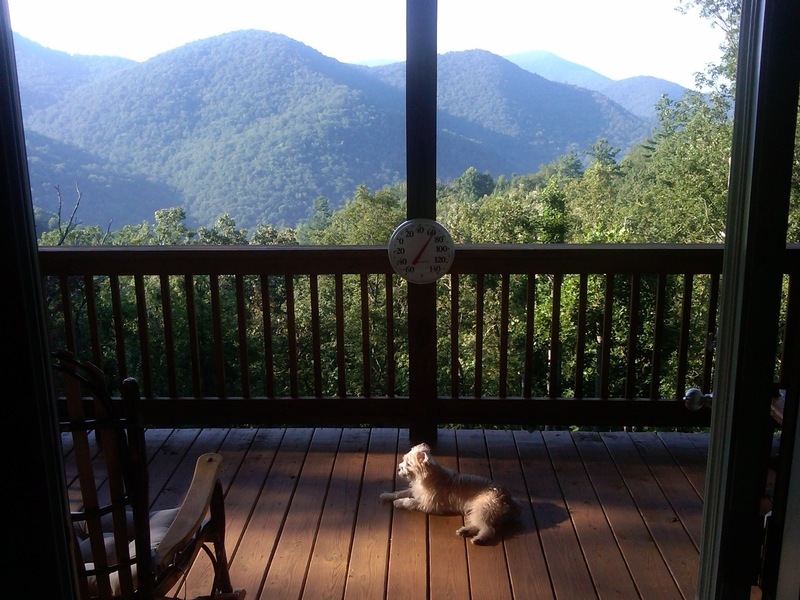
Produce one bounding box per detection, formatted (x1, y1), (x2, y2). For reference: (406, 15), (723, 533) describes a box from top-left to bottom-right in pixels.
(13, 31), (686, 230)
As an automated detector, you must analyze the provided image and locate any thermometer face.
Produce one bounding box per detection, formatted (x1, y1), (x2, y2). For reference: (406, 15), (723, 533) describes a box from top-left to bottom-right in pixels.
(388, 218), (455, 284)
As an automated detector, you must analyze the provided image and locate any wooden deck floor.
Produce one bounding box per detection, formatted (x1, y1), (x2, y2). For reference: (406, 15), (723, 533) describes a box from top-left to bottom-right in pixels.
(65, 427), (717, 599)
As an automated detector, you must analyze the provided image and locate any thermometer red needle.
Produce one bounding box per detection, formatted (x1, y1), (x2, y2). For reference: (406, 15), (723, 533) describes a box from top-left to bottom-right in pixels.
(412, 232), (434, 265)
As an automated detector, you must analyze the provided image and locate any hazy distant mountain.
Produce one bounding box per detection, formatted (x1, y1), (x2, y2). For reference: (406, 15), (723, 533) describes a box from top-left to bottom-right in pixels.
(15, 31), (651, 229)
(371, 50), (647, 173)
(506, 50), (687, 121)
(596, 75), (687, 122)
(505, 50), (612, 90)
(12, 33), (135, 115)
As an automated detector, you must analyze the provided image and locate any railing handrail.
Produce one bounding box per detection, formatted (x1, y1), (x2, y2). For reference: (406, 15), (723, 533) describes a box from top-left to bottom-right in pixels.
(37, 243), (759, 275)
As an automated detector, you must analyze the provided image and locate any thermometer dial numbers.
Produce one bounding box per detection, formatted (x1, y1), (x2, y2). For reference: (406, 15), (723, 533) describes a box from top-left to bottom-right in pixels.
(388, 218), (455, 284)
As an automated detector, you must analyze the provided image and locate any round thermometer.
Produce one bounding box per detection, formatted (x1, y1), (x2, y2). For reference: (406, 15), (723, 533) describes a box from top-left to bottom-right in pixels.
(388, 218), (455, 284)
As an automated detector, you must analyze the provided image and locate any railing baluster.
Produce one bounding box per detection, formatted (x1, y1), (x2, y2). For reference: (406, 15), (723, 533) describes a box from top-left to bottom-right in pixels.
(475, 274), (485, 398)
(209, 275), (225, 398)
(59, 275), (75, 352)
(159, 274), (177, 398)
(575, 273), (588, 399)
(385, 273), (395, 397)
(449, 272), (460, 398)
(676, 274), (694, 399)
(109, 275), (126, 389)
(649, 274), (667, 400)
(235, 274), (250, 398)
(84, 274), (102, 366)
(702, 273), (720, 393)
(549, 273), (562, 399)
(523, 273), (535, 398)
(285, 274), (298, 398)
(334, 274), (346, 398)
(600, 274), (614, 399)
(260, 275), (275, 398)
(625, 274), (641, 400)
(183, 275), (202, 398)
(134, 275), (152, 398)
(309, 274), (322, 397)
(499, 273), (510, 398)
(360, 273), (371, 397)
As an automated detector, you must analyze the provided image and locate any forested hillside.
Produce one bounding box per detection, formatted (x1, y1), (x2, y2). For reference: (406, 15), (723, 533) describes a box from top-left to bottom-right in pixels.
(16, 30), (649, 230)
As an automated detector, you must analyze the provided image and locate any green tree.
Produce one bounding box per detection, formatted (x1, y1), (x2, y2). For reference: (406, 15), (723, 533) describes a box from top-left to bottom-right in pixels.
(196, 214), (249, 245)
(251, 223), (298, 245)
(154, 207), (195, 245)
(445, 167), (496, 203)
(306, 183), (405, 245)
(677, 0), (741, 92)
(615, 92), (732, 243)
(566, 139), (623, 242)
(537, 178), (570, 243)
(295, 196), (332, 244)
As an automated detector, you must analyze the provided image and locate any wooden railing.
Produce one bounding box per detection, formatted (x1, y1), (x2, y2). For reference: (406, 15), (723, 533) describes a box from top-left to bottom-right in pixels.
(39, 244), (799, 432)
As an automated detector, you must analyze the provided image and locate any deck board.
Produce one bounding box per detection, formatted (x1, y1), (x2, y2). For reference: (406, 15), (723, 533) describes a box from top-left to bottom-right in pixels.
(630, 432), (705, 550)
(602, 431), (700, 598)
(486, 429), (554, 600)
(428, 428), (471, 600)
(303, 428), (370, 599)
(228, 427), (313, 597)
(456, 428), (515, 600)
(385, 429), (428, 600)
(574, 431), (683, 599)
(344, 428), (397, 600)
(262, 427), (342, 598)
(514, 429), (597, 598)
(63, 426), (724, 599)
(544, 430), (641, 598)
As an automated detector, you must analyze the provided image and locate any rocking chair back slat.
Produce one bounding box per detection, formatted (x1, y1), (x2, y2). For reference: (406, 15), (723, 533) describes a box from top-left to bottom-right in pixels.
(54, 351), (153, 599)
(54, 351), (244, 599)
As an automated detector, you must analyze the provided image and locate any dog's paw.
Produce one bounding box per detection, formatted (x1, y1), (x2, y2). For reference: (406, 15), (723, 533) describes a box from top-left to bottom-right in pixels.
(469, 526), (497, 545)
(456, 525), (478, 538)
(470, 535), (492, 545)
(379, 492), (395, 503)
(394, 498), (419, 510)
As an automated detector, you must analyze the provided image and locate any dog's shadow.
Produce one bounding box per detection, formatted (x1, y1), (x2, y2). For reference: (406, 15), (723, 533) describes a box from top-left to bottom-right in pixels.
(496, 500), (570, 545)
(455, 499), (568, 546)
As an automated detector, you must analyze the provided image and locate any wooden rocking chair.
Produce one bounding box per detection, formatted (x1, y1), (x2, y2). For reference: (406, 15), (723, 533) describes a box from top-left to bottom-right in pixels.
(53, 351), (245, 600)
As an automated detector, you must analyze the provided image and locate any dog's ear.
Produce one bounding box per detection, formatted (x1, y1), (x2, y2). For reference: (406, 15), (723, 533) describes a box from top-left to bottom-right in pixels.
(415, 445), (431, 464)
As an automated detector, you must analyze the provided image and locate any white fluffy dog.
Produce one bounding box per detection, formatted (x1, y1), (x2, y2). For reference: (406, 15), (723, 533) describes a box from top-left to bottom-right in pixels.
(380, 442), (520, 545)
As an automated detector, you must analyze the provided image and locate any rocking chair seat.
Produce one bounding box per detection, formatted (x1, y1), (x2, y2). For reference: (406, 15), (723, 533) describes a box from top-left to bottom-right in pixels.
(73, 453), (222, 596)
(75, 507), (177, 569)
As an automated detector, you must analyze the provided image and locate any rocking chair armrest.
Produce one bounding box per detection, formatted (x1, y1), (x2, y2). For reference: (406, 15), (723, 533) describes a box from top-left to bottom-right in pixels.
(154, 452), (223, 568)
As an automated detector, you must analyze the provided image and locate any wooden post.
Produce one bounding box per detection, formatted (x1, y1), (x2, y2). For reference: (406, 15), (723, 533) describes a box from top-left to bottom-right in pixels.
(406, 0), (438, 444)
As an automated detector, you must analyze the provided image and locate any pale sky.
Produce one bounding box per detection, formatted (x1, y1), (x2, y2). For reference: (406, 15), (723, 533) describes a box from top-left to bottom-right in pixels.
(7, 0), (725, 89)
